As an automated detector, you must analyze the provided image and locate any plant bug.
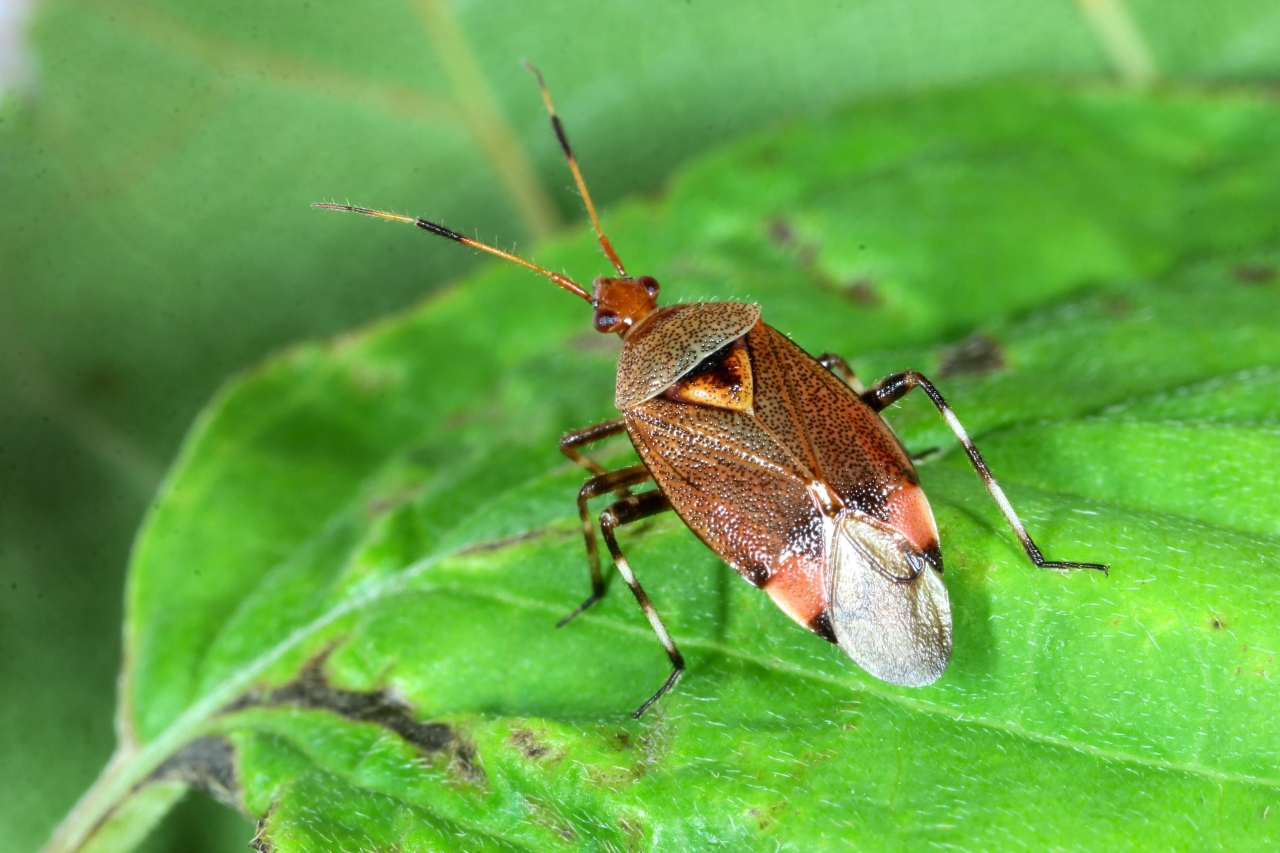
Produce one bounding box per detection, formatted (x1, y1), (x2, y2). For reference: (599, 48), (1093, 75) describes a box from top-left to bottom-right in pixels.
(316, 64), (1107, 718)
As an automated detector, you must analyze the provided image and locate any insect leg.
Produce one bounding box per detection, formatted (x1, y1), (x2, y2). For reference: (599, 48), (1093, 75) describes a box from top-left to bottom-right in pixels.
(560, 416), (629, 476)
(561, 464), (654, 627)
(863, 370), (1108, 574)
(599, 489), (684, 718)
(817, 352), (866, 393)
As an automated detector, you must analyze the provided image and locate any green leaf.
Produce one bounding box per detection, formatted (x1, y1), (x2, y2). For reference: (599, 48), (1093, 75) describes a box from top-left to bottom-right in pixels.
(46, 83), (1280, 852)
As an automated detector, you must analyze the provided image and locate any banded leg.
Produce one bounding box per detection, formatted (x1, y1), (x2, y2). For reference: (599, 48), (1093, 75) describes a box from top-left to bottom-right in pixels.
(863, 370), (1108, 574)
(560, 416), (629, 476)
(598, 489), (684, 717)
(561, 464), (653, 627)
(818, 352), (866, 394)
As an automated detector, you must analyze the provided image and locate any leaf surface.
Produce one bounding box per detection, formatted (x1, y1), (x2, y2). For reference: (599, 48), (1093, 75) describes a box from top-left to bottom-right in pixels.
(62, 84), (1280, 851)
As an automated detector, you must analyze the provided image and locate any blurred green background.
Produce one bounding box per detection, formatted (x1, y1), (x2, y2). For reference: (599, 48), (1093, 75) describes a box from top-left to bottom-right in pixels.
(1, 1), (1278, 851)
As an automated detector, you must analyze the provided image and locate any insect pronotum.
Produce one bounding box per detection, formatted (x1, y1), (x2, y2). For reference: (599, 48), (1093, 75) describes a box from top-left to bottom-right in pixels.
(317, 64), (1107, 717)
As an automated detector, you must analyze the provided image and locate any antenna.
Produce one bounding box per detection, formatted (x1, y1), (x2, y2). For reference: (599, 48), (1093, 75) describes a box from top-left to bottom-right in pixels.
(524, 61), (627, 277)
(313, 203), (591, 301)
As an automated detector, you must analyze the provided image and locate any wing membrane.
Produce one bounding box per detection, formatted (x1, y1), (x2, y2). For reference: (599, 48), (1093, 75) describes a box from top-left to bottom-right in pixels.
(829, 511), (952, 687)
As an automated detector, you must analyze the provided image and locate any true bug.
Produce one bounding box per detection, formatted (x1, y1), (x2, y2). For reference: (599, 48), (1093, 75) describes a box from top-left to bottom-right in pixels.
(317, 65), (1107, 717)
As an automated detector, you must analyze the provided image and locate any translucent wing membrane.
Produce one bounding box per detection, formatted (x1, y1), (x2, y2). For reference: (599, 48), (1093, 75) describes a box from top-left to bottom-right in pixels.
(829, 511), (952, 687)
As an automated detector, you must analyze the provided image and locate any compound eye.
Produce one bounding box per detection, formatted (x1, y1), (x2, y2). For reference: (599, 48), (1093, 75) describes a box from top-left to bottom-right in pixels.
(638, 276), (660, 297)
(593, 310), (621, 332)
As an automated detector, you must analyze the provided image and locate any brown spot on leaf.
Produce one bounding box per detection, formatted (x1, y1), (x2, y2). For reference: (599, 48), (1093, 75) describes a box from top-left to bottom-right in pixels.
(618, 816), (646, 852)
(452, 740), (482, 783)
(1210, 616), (1227, 630)
(1233, 264), (1275, 285)
(147, 736), (241, 809)
(249, 817), (274, 853)
(507, 727), (560, 762)
(843, 278), (880, 307)
(800, 749), (834, 768)
(224, 650), (484, 785)
(582, 724), (668, 788)
(767, 218), (797, 247)
(749, 798), (791, 831)
(938, 332), (1007, 378)
(764, 217), (826, 267)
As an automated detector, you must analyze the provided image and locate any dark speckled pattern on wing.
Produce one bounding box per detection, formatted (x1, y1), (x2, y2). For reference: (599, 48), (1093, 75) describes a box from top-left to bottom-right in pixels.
(627, 395), (825, 588)
(615, 302), (761, 409)
(625, 320), (932, 638)
(747, 323), (918, 514)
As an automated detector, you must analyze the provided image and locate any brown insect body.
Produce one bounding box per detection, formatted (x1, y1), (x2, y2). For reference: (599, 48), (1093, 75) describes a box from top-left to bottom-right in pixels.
(604, 286), (951, 687)
(318, 65), (1105, 717)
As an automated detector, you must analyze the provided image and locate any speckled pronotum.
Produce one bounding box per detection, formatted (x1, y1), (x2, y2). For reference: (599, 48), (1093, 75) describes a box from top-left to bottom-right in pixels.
(316, 64), (1107, 717)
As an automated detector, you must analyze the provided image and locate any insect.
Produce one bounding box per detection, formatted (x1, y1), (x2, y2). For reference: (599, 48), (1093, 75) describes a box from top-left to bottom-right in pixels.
(317, 64), (1107, 717)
